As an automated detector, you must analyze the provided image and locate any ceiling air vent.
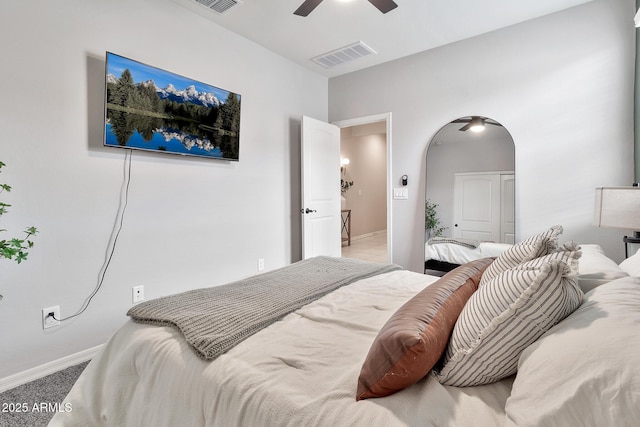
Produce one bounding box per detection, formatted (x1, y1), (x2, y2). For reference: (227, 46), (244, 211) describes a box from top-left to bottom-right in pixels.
(311, 41), (377, 69)
(195, 0), (241, 14)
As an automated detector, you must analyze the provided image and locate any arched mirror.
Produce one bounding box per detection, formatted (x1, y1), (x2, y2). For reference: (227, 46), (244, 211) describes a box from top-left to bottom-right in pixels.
(424, 116), (515, 275)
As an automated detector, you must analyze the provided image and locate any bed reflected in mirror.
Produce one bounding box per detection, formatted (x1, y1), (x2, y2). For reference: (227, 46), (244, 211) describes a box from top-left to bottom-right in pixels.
(424, 116), (515, 275)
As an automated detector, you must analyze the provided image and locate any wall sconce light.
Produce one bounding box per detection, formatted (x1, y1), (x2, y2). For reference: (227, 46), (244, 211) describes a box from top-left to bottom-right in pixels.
(635, 8), (640, 27)
(594, 186), (640, 257)
(341, 157), (350, 173)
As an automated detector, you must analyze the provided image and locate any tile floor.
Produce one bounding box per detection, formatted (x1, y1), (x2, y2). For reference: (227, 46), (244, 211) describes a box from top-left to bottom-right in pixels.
(341, 230), (388, 263)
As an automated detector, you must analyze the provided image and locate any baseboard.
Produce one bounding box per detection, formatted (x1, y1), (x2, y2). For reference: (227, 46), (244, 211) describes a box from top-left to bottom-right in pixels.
(0, 345), (103, 393)
(351, 229), (387, 242)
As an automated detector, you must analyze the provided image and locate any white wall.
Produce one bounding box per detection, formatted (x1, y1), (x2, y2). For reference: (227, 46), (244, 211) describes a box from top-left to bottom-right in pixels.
(0, 0), (327, 378)
(329, 0), (635, 272)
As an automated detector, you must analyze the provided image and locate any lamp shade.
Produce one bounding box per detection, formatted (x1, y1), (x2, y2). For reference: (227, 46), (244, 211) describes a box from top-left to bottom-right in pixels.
(594, 187), (640, 230)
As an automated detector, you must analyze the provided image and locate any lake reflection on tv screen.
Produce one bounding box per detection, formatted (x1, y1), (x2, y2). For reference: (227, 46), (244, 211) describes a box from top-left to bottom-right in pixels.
(104, 52), (240, 161)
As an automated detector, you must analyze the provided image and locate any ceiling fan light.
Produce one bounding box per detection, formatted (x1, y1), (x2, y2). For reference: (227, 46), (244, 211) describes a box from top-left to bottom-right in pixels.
(469, 117), (486, 132)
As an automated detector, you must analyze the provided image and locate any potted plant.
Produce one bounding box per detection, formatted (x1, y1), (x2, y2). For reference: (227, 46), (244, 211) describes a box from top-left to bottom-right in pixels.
(425, 199), (446, 240)
(1, 161), (37, 300)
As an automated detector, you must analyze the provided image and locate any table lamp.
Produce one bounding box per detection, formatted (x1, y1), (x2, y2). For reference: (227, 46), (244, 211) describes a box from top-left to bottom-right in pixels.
(594, 186), (640, 257)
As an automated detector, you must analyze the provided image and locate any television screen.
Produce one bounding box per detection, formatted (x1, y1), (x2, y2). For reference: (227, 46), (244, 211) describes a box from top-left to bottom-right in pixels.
(104, 52), (241, 161)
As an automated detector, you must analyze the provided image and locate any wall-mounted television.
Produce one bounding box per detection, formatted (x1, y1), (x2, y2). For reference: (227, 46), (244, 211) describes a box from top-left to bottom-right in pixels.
(104, 52), (241, 161)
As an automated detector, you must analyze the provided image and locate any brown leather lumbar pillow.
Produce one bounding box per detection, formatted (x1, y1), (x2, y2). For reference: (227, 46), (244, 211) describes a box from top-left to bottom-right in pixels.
(356, 257), (494, 400)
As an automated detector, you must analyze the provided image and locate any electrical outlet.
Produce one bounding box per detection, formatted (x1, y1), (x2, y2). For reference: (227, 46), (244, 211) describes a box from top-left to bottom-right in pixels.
(132, 285), (144, 303)
(42, 306), (60, 329)
(257, 258), (265, 271)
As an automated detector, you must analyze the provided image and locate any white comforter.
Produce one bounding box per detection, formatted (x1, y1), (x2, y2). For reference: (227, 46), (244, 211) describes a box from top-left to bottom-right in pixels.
(49, 270), (513, 427)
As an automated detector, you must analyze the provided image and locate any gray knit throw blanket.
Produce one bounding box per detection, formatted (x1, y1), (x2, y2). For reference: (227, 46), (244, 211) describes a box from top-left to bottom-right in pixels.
(427, 237), (481, 249)
(128, 256), (401, 360)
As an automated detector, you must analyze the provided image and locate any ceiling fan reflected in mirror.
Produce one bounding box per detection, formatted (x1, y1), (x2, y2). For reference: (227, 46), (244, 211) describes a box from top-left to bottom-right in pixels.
(452, 116), (503, 133)
(293, 0), (398, 17)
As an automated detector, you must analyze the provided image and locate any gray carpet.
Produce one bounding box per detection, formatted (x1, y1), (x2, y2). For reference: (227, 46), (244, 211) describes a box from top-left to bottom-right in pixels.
(0, 362), (88, 427)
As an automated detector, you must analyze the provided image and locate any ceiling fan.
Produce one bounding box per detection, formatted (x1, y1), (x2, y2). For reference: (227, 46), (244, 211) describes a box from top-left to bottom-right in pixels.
(452, 116), (503, 132)
(294, 0), (398, 17)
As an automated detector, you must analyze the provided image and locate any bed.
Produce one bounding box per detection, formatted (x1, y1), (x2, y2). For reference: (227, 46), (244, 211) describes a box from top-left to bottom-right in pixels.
(50, 227), (640, 427)
(425, 237), (512, 275)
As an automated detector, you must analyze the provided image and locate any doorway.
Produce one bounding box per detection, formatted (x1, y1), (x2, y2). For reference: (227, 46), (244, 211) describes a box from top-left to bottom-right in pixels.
(333, 113), (392, 263)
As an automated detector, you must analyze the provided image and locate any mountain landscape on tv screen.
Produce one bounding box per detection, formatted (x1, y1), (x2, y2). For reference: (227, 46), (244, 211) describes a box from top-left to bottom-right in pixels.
(104, 54), (241, 161)
(107, 73), (223, 108)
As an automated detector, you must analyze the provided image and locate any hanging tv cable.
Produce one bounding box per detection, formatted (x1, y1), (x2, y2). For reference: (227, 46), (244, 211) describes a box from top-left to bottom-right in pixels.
(50, 150), (132, 322)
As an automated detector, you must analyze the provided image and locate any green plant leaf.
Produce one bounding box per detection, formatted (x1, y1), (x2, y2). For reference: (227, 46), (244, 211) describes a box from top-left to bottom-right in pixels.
(17, 251), (28, 263)
(0, 160), (38, 298)
(0, 246), (17, 258)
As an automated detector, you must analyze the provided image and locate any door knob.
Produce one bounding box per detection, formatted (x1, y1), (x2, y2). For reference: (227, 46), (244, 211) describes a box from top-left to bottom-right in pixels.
(300, 208), (317, 214)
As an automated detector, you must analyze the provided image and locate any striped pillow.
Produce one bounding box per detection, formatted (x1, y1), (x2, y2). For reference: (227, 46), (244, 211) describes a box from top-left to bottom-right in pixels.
(480, 225), (563, 286)
(435, 248), (583, 387)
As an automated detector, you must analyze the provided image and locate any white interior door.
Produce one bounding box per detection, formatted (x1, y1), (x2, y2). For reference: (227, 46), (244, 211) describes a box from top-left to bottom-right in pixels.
(500, 174), (516, 244)
(301, 116), (341, 259)
(453, 172), (501, 241)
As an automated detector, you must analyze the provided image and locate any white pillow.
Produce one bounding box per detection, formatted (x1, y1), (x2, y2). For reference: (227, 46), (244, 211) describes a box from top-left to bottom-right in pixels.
(577, 244), (629, 292)
(619, 247), (640, 276)
(578, 244), (626, 274)
(505, 277), (640, 427)
(577, 272), (628, 293)
(436, 246), (583, 387)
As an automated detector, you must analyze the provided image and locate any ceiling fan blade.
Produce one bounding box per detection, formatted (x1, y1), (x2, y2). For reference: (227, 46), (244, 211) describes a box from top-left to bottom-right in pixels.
(368, 0), (398, 14)
(453, 117), (502, 131)
(294, 0), (323, 16)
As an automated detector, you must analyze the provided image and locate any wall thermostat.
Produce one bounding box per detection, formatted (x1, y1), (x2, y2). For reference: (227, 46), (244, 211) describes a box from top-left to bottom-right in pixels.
(401, 175), (408, 186)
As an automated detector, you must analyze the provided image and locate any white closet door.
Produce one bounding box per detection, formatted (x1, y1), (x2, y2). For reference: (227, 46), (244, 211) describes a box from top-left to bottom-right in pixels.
(500, 174), (516, 244)
(453, 173), (501, 241)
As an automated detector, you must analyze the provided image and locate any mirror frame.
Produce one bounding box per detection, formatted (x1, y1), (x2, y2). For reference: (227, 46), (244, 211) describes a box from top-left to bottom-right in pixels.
(424, 116), (515, 274)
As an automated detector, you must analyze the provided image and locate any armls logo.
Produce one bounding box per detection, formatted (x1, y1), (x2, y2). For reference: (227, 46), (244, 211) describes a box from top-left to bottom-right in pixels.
(31, 402), (73, 413)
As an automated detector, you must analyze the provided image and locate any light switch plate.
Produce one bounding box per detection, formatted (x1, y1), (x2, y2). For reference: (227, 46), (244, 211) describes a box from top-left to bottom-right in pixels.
(393, 188), (409, 200)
